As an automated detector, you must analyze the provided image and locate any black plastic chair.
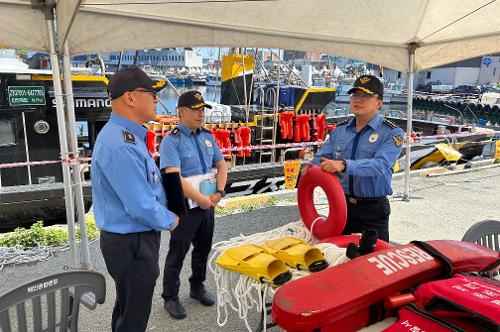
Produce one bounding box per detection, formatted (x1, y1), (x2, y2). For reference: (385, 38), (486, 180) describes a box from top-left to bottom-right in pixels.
(461, 220), (500, 252)
(0, 271), (106, 332)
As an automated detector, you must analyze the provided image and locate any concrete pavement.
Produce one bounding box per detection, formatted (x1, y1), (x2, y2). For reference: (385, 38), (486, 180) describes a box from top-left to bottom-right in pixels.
(0, 164), (499, 331)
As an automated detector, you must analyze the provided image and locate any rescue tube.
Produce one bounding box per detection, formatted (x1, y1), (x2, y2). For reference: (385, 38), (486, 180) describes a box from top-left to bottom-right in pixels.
(320, 235), (393, 251)
(297, 166), (347, 240)
(272, 240), (499, 332)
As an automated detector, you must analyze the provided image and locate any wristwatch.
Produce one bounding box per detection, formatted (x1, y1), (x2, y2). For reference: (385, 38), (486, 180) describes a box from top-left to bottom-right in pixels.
(216, 189), (226, 197)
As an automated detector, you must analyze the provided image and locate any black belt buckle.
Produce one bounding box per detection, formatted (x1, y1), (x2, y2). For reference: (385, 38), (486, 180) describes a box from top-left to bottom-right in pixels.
(347, 196), (386, 204)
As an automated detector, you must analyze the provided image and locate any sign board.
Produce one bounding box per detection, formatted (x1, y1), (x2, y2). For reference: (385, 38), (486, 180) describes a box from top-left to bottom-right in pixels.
(49, 97), (111, 109)
(284, 160), (301, 190)
(8, 86), (46, 107)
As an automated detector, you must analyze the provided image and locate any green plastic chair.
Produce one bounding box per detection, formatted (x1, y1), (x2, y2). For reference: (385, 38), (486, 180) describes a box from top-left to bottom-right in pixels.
(0, 271), (105, 332)
(461, 220), (500, 252)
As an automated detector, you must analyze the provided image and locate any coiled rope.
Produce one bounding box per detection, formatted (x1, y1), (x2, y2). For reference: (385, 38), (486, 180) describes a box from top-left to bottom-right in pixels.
(0, 245), (70, 271)
(208, 221), (349, 331)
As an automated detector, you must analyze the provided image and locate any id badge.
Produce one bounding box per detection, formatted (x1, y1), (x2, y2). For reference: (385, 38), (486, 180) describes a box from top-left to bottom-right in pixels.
(200, 179), (217, 195)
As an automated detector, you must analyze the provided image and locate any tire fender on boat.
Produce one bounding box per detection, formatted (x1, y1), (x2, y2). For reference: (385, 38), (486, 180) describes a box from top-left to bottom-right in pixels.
(298, 166), (347, 239)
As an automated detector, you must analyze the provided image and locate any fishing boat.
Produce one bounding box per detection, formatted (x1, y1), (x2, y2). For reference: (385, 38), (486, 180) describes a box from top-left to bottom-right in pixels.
(1, 52), (496, 229)
(0, 66), (109, 229)
(206, 74), (221, 87)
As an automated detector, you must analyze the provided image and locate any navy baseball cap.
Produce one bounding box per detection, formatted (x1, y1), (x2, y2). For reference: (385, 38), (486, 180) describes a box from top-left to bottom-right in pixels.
(107, 66), (166, 100)
(177, 90), (212, 109)
(347, 75), (384, 100)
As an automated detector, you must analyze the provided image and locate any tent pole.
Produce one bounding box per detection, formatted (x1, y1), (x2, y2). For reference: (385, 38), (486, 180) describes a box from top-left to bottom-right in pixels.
(63, 41), (92, 270)
(46, 18), (79, 268)
(403, 44), (416, 201)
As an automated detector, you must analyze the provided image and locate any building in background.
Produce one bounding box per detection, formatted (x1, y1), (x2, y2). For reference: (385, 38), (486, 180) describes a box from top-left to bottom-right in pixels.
(478, 55), (500, 84)
(100, 48), (203, 70)
(413, 55), (500, 89)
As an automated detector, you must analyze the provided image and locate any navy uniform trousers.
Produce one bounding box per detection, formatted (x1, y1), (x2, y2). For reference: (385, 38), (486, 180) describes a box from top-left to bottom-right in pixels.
(162, 207), (214, 301)
(342, 196), (391, 242)
(100, 230), (160, 332)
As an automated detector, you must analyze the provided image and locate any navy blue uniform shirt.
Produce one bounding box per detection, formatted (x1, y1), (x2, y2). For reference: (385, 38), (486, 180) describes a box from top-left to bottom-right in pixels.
(159, 123), (223, 177)
(312, 114), (404, 198)
(91, 113), (177, 233)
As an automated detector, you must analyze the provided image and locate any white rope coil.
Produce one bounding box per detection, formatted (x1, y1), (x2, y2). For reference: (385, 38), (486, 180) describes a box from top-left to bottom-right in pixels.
(208, 221), (348, 331)
(0, 245), (70, 271)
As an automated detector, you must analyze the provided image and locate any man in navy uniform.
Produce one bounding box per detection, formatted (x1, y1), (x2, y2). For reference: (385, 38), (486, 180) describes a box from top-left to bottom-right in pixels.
(311, 75), (404, 242)
(160, 90), (228, 319)
(92, 67), (179, 332)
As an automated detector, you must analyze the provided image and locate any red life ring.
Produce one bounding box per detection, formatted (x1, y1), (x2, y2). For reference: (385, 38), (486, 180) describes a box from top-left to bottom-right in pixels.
(298, 166), (347, 240)
(320, 235), (393, 250)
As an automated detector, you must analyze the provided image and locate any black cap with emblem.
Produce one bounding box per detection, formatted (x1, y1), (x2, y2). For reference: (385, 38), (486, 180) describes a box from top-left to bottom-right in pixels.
(107, 66), (167, 100)
(177, 90), (213, 109)
(347, 75), (384, 100)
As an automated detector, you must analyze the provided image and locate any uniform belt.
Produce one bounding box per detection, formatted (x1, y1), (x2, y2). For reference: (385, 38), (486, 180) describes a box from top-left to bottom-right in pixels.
(345, 195), (387, 205)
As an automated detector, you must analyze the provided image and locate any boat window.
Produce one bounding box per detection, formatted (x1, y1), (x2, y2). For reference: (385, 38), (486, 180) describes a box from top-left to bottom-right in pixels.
(0, 119), (16, 147)
(76, 121), (88, 138)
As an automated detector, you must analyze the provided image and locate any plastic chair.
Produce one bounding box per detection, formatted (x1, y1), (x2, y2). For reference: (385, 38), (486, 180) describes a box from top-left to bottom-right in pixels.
(461, 220), (500, 252)
(0, 271), (106, 332)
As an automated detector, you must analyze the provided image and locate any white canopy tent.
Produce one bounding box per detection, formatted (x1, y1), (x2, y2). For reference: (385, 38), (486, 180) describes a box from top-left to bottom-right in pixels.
(1, 0), (500, 268)
(2, 0), (499, 72)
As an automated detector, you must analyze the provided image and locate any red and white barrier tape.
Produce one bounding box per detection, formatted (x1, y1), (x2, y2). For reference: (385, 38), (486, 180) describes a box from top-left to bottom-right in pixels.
(1, 131), (498, 170)
(220, 141), (324, 153)
(414, 130), (496, 141)
(149, 141), (324, 158)
(0, 157), (92, 170)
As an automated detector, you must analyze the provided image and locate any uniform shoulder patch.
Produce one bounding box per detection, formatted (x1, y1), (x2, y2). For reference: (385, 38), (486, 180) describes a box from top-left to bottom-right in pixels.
(122, 130), (135, 144)
(169, 127), (181, 137)
(392, 135), (403, 147)
(383, 118), (399, 129)
(336, 119), (350, 126)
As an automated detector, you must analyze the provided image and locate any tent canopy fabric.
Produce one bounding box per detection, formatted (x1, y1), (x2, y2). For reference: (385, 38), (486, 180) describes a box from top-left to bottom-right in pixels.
(1, 0), (499, 72)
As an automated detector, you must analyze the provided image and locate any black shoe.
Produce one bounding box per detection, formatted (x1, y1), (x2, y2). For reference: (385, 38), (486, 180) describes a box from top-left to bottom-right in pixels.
(190, 286), (215, 306)
(164, 297), (187, 319)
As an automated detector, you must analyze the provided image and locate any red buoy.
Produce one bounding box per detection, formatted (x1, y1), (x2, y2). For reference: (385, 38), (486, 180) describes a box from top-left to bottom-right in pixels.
(297, 166), (347, 239)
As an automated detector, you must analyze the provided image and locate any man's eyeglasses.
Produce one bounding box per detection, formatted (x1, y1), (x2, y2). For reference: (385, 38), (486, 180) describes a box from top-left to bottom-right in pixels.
(350, 93), (378, 100)
(130, 89), (157, 99)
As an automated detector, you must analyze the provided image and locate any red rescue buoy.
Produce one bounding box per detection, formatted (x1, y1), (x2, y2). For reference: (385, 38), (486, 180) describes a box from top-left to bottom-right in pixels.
(297, 166), (347, 240)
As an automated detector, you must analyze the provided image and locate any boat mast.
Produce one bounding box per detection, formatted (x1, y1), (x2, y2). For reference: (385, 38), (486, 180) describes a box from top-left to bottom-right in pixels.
(214, 47), (221, 102)
(286, 50), (297, 84)
(253, 49), (270, 81)
(242, 48), (248, 117)
(268, 49), (308, 87)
